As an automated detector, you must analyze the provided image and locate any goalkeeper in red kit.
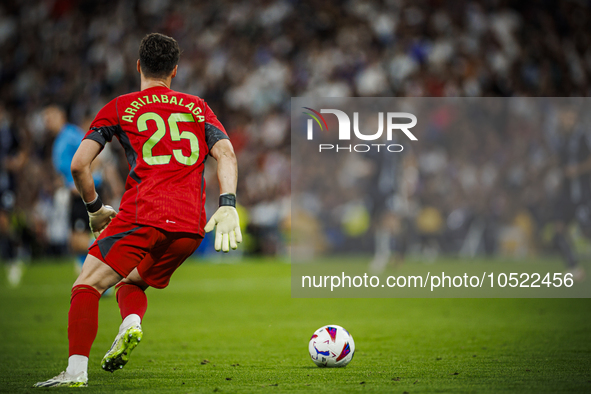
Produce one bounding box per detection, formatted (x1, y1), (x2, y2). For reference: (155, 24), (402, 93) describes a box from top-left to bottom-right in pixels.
(34, 33), (242, 388)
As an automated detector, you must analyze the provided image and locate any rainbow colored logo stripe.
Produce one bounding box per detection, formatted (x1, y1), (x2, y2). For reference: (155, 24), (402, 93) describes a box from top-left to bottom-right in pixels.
(326, 327), (338, 342)
(302, 107), (328, 131)
(336, 342), (351, 362)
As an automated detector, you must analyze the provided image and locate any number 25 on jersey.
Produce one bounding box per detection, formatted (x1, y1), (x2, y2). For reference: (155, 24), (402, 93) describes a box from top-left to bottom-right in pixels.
(137, 112), (199, 166)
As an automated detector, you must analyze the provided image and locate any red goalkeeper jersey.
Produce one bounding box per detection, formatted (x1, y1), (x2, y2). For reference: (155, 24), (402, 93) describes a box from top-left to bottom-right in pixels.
(84, 86), (229, 236)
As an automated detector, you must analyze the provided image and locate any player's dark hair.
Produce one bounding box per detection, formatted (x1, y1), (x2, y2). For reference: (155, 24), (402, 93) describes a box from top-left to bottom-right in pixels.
(139, 33), (180, 79)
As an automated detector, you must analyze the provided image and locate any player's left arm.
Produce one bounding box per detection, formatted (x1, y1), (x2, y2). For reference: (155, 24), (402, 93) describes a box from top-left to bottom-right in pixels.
(204, 138), (242, 252)
(71, 138), (117, 238)
(202, 102), (242, 252)
(211, 139), (238, 196)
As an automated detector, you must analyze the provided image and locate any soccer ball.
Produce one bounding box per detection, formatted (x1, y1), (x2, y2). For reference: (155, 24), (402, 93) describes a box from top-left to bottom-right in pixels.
(308, 325), (355, 367)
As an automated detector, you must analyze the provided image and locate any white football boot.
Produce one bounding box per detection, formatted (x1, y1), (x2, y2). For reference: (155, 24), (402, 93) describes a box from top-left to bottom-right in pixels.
(33, 371), (88, 388)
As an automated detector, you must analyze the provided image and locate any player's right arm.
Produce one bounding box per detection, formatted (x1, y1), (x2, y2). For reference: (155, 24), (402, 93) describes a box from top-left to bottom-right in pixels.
(71, 140), (102, 204)
(71, 139), (117, 238)
(71, 99), (120, 237)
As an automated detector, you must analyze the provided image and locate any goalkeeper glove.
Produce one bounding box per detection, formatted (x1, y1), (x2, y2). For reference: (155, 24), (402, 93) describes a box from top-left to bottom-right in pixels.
(204, 194), (242, 252)
(85, 194), (117, 238)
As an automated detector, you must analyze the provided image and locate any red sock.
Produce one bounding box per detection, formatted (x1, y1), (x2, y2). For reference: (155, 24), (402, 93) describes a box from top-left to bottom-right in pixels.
(115, 283), (147, 321)
(68, 285), (101, 357)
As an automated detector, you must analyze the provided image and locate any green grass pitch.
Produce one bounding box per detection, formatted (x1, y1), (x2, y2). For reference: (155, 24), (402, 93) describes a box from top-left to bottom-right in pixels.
(0, 258), (590, 393)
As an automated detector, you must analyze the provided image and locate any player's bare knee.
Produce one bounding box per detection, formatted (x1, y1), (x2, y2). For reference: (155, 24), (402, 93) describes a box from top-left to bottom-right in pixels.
(126, 281), (149, 291)
(72, 280), (105, 295)
(120, 268), (149, 290)
(72, 274), (115, 294)
(74, 255), (122, 294)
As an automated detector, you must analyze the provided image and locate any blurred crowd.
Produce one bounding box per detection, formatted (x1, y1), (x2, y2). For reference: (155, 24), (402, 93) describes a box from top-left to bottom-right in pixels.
(1, 0), (591, 261)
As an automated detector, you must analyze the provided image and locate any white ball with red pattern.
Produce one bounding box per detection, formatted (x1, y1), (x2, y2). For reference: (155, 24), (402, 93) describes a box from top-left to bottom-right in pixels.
(308, 324), (355, 367)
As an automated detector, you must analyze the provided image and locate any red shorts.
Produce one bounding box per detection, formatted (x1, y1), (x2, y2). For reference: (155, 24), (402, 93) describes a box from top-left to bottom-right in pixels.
(88, 216), (202, 289)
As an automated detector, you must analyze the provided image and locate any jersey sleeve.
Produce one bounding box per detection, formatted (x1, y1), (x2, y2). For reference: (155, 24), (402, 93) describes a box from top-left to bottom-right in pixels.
(84, 98), (121, 148)
(203, 102), (229, 152)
